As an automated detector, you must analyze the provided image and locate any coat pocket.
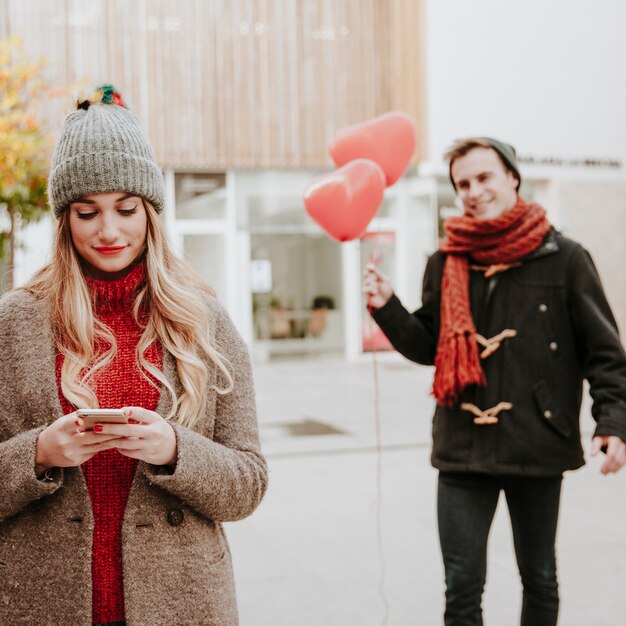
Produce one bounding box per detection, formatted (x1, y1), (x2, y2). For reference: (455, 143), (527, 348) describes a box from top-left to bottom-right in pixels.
(532, 379), (572, 438)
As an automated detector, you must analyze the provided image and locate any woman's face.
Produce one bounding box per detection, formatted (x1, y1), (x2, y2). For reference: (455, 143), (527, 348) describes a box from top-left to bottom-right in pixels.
(68, 192), (148, 279)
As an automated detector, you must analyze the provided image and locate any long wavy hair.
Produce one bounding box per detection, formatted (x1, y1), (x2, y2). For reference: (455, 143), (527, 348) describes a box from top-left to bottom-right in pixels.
(25, 200), (233, 428)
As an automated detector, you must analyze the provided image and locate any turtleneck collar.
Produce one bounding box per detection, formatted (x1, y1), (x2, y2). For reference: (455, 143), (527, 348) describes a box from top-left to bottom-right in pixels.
(85, 262), (146, 311)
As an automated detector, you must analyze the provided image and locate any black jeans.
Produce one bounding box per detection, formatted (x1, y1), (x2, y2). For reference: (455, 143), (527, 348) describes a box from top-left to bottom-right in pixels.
(437, 472), (562, 626)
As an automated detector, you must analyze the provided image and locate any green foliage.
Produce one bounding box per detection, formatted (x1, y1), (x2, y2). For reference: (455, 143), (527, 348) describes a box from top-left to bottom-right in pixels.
(0, 37), (58, 266)
(0, 37), (75, 292)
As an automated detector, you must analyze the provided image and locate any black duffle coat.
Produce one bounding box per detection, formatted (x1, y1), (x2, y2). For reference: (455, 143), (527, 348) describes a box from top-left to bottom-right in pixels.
(373, 229), (626, 476)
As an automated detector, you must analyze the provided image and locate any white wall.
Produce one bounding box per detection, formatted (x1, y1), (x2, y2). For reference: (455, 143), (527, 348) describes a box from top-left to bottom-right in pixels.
(422, 0), (626, 332)
(182, 234), (227, 300)
(14, 215), (54, 287)
(423, 0), (626, 172)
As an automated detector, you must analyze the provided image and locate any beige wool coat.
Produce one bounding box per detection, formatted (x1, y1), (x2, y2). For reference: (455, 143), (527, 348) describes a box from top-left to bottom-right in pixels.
(0, 288), (268, 626)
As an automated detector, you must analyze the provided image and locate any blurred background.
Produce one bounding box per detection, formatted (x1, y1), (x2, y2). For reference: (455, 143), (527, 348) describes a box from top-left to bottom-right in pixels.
(1, 1), (625, 624)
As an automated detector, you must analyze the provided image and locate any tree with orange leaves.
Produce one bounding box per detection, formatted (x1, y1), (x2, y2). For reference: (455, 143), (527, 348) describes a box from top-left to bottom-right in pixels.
(0, 38), (62, 291)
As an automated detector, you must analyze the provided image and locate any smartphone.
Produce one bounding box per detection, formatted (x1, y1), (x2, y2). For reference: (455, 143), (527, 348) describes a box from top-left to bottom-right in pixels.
(76, 408), (129, 431)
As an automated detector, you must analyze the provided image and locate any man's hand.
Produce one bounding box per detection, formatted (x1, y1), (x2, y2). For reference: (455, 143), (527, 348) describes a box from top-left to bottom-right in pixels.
(362, 263), (393, 310)
(591, 435), (626, 475)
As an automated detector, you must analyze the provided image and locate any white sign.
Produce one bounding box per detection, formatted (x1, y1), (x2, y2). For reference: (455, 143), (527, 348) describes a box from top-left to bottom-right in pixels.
(250, 259), (272, 293)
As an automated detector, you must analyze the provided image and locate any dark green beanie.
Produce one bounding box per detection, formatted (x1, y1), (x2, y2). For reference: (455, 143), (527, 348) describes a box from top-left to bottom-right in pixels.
(448, 137), (521, 191)
(48, 85), (165, 217)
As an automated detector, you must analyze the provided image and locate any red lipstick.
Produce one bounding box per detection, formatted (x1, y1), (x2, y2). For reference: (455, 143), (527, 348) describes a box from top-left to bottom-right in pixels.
(94, 246), (126, 255)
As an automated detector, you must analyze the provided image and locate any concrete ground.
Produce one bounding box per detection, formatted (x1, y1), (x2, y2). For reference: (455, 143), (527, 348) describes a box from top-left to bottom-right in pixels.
(226, 354), (626, 626)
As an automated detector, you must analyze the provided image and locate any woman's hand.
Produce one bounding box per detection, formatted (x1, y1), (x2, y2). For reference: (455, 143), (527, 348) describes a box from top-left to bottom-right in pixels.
(362, 263), (393, 310)
(35, 412), (125, 471)
(93, 407), (178, 467)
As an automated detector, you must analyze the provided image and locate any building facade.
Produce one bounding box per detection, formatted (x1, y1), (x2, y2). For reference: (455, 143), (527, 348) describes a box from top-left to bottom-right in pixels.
(3, 0), (626, 359)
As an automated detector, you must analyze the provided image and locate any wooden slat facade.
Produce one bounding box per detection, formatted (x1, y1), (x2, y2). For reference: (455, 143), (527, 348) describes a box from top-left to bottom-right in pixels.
(1, 0), (425, 169)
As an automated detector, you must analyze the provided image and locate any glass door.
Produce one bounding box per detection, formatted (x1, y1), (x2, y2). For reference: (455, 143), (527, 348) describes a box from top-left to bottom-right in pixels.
(251, 233), (343, 358)
(235, 170), (346, 360)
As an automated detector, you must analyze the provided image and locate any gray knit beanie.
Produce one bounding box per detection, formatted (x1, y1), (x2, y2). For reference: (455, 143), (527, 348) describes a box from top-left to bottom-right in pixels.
(48, 85), (165, 217)
(478, 137), (521, 190)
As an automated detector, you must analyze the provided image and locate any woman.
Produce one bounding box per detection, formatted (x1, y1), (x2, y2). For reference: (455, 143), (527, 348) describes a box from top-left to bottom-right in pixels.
(0, 85), (267, 626)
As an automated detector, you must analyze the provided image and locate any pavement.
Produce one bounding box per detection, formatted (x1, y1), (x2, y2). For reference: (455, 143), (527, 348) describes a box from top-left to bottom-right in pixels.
(226, 354), (626, 626)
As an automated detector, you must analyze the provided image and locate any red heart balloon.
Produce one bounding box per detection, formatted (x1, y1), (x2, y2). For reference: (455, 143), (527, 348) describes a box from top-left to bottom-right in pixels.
(329, 112), (417, 187)
(303, 159), (385, 242)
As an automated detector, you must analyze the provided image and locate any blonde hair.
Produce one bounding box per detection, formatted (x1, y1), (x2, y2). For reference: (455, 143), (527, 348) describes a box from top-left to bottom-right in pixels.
(25, 200), (233, 428)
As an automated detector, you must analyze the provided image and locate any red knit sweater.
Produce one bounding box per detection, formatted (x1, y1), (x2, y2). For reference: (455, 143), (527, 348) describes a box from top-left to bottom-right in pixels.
(56, 263), (162, 624)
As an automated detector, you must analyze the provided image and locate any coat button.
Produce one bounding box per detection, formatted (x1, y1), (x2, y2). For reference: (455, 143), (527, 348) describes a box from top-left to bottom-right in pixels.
(549, 342), (558, 351)
(544, 410), (553, 419)
(167, 509), (184, 527)
(539, 304), (548, 312)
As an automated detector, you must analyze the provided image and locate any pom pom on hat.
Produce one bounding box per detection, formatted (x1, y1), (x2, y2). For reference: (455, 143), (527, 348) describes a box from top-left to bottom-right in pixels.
(97, 84), (127, 107)
(49, 83), (164, 217)
(76, 84), (128, 111)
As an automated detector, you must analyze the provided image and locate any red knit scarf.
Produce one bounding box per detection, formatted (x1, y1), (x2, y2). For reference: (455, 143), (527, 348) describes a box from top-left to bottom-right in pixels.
(432, 197), (550, 407)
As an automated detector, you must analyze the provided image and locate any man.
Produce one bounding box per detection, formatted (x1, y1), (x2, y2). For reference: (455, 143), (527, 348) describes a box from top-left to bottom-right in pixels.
(363, 137), (626, 626)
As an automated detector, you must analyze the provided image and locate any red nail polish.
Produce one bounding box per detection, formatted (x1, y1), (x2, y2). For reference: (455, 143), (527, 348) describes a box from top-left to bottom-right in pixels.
(75, 420), (80, 427)
(94, 424), (103, 433)
(128, 418), (137, 424)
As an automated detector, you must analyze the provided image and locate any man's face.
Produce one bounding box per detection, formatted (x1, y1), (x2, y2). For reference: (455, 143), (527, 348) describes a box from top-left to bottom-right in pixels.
(451, 147), (519, 220)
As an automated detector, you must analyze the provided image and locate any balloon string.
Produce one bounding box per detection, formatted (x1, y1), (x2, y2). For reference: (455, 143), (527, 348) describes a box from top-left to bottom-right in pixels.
(367, 304), (390, 626)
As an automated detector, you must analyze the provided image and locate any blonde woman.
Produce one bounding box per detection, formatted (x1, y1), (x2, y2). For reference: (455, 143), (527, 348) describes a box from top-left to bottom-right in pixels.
(0, 85), (267, 626)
